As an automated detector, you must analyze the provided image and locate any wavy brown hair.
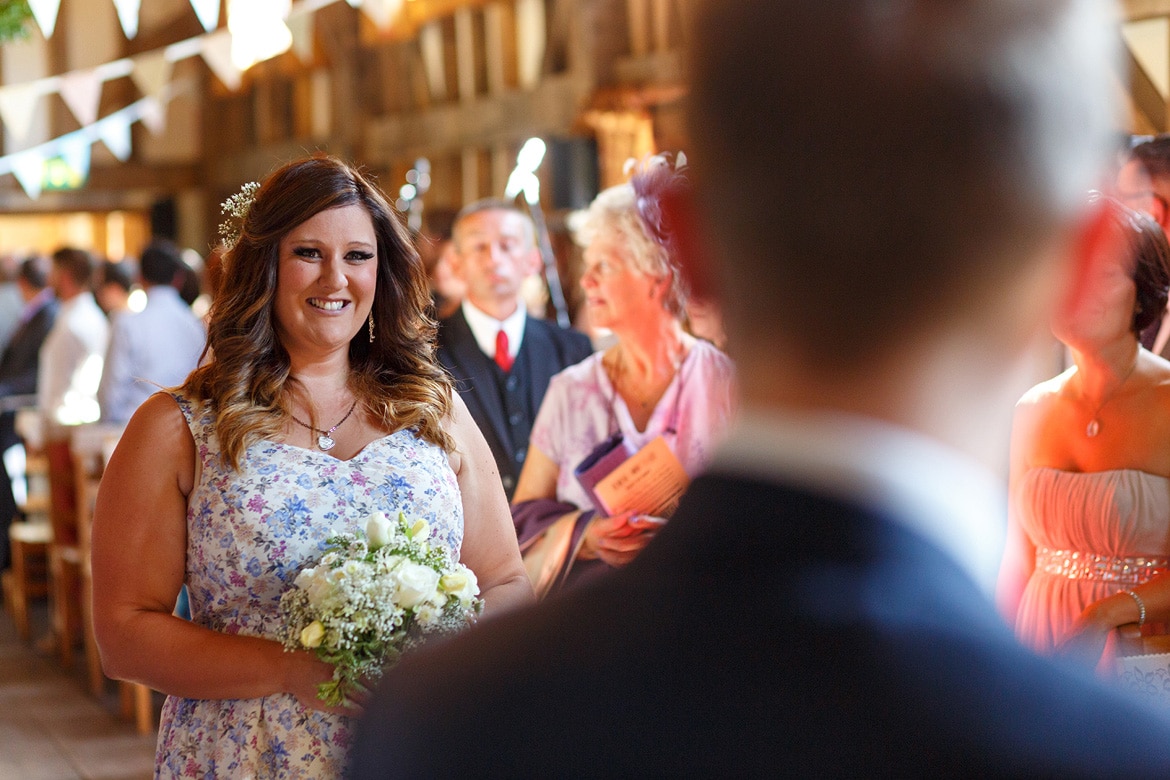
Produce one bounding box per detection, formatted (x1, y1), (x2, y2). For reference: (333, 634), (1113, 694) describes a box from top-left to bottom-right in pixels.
(182, 154), (453, 470)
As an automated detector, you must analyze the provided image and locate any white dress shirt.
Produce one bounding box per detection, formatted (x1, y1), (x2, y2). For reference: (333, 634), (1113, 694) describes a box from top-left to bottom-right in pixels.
(715, 407), (1007, 597)
(38, 292), (109, 429)
(98, 286), (206, 423)
(460, 299), (527, 361)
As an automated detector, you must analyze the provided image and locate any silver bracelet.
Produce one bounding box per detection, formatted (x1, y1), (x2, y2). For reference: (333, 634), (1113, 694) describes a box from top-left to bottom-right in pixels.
(1121, 589), (1147, 627)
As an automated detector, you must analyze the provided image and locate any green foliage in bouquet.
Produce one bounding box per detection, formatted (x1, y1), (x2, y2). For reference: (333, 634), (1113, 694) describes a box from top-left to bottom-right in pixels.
(280, 510), (483, 707)
(0, 0), (33, 44)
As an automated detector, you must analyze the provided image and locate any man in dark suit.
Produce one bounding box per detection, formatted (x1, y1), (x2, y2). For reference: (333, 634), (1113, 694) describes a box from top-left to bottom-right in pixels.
(0, 256), (57, 569)
(352, 1), (1170, 775)
(436, 199), (592, 499)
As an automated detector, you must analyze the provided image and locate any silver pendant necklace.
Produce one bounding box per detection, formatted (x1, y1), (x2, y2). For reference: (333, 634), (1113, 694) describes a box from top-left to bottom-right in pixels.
(289, 399), (358, 451)
(1084, 358), (1138, 438)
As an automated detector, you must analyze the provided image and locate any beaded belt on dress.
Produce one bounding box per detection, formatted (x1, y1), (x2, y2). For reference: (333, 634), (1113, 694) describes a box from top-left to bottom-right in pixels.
(1035, 547), (1170, 585)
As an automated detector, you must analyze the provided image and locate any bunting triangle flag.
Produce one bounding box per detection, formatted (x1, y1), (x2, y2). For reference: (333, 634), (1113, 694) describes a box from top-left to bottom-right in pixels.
(139, 97), (167, 136)
(0, 83), (43, 145)
(59, 69), (103, 127)
(130, 49), (173, 99)
(112, 0), (141, 38)
(11, 151), (45, 200)
(58, 134), (93, 183)
(359, 0), (402, 29)
(27, 0), (61, 39)
(287, 12), (315, 63)
(97, 114), (132, 161)
(200, 30), (242, 91)
(190, 0), (220, 32)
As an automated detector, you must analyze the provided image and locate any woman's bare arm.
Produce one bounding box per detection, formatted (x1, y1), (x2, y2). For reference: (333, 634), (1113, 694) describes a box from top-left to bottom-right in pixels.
(90, 394), (342, 711)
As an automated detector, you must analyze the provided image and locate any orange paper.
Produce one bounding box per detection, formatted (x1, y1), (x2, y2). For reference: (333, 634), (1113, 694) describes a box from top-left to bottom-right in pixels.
(592, 436), (689, 517)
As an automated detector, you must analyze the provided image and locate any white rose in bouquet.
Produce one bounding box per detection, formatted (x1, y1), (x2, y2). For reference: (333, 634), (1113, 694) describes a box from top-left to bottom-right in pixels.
(366, 511), (395, 550)
(393, 561), (441, 608)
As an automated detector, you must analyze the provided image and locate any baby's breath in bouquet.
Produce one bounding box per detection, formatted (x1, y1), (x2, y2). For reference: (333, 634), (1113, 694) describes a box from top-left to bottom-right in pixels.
(279, 510), (483, 706)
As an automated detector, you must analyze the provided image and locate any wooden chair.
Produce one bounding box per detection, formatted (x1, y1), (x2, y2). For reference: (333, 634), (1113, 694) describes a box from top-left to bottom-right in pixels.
(1, 520), (50, 640)
(1, 448), (52, 641)
(73, 423), (156, 733)
(45, 436), (82, 669)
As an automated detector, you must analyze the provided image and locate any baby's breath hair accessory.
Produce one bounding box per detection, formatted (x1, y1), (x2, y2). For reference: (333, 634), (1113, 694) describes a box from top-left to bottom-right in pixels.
(217, 181), (260, 251)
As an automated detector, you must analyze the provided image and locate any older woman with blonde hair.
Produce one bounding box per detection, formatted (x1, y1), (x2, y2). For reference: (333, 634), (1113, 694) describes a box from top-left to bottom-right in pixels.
(91, 154), (532, 778)
(512, 155), (736, 596)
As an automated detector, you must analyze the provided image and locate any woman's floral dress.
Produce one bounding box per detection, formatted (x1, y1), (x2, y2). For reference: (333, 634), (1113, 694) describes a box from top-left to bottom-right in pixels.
(155, 392), (464, 779)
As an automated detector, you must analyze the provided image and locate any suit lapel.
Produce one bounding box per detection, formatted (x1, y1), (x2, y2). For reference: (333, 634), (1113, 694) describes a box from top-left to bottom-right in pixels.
(441, 311), (513, 453)
(516, 320), (556, 413)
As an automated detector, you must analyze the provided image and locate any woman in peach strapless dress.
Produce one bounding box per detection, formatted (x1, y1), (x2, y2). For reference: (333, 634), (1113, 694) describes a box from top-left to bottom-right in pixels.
(999, 195), (1170, 665)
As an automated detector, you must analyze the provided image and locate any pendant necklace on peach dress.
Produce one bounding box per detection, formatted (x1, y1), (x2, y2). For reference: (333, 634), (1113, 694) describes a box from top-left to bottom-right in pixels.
(1084, 359), (1138, 438)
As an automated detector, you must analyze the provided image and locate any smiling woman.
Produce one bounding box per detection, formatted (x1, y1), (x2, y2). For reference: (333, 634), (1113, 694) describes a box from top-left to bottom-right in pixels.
(88, 154), (533, 779)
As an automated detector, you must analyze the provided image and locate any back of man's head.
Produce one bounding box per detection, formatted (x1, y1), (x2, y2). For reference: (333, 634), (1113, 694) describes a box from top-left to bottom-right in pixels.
(686, 0), (1117, 367)
(18, 255), (49, 291)
(140, 239), (182, 287)
(51, 247), (94, 294)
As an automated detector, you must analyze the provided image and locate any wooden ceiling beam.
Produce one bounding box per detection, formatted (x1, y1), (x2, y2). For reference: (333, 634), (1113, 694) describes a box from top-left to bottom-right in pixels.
(1123, 0), (1170, 21)
(1126, 45), (1168, 130)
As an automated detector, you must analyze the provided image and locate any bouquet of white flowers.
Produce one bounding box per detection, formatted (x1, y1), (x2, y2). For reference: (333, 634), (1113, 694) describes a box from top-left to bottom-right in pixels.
(279, 510), (483, 706)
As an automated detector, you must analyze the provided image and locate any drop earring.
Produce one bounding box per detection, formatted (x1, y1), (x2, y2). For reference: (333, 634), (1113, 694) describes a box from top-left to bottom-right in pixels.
(368, 312), (375, 343)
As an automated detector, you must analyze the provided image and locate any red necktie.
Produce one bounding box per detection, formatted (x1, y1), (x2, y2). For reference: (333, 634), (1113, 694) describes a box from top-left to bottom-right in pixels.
(494, 329), (513, 372)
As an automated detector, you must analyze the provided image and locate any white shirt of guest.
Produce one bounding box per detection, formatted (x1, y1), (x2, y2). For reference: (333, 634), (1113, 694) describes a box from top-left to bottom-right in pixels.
(37, 291), (109, 428)
(461, 299), (527, 362)
(715, 408), (1007, 597)
(99, 285), (206, 423)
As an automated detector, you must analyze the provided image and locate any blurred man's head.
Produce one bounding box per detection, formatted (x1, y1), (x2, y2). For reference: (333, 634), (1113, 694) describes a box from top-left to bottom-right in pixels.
(139, 239), (184, 288)
(682, 0), (1118, 372)
(50, 247), (95, 302)
(450, 200), (539, 320)
(16, 255), (50, 302)
(1118, 136), (1170, 230)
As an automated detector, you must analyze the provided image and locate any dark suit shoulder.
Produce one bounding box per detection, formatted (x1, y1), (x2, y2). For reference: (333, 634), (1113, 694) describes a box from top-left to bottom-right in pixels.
(353, 475), (1170, 778)
(522, 316), (593, 365)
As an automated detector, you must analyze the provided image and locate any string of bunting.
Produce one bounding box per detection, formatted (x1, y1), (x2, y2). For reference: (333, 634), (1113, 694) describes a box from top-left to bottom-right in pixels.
(1, 0), (404, 198)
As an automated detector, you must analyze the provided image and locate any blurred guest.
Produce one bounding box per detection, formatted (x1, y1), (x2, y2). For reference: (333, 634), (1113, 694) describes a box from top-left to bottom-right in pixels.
(351, 1), (1170, 776)
(1117, 135), (1170, 231)
(437, 200), (592, 499)
(510, 157), (736, 596)
(95, 260), (134, 319)
(685, 296), (726, 350)
(39, 248), (107, 431)
(0, 253), (25, 351)
(98, 240), (206, 424)
(0, 256), (56, 570)
(1000, 197), (1170, 665)
(38, 247), (107, 553)
(1117, 136), (1170, 353)
(417, 208), (464, 321)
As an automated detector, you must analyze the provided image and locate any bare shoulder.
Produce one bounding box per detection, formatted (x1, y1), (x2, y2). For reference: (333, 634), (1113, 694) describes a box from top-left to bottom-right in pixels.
(441, 392), (477, 474)
(1015, 369), (1072, 415)
(107, 392), (196, 492)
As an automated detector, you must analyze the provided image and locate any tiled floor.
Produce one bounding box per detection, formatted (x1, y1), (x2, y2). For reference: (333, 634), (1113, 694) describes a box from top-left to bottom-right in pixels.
(0, 607), (156, 780)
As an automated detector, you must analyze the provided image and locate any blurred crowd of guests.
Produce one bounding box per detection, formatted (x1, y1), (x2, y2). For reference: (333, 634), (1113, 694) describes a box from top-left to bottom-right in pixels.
(0, 241), (206, 570)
